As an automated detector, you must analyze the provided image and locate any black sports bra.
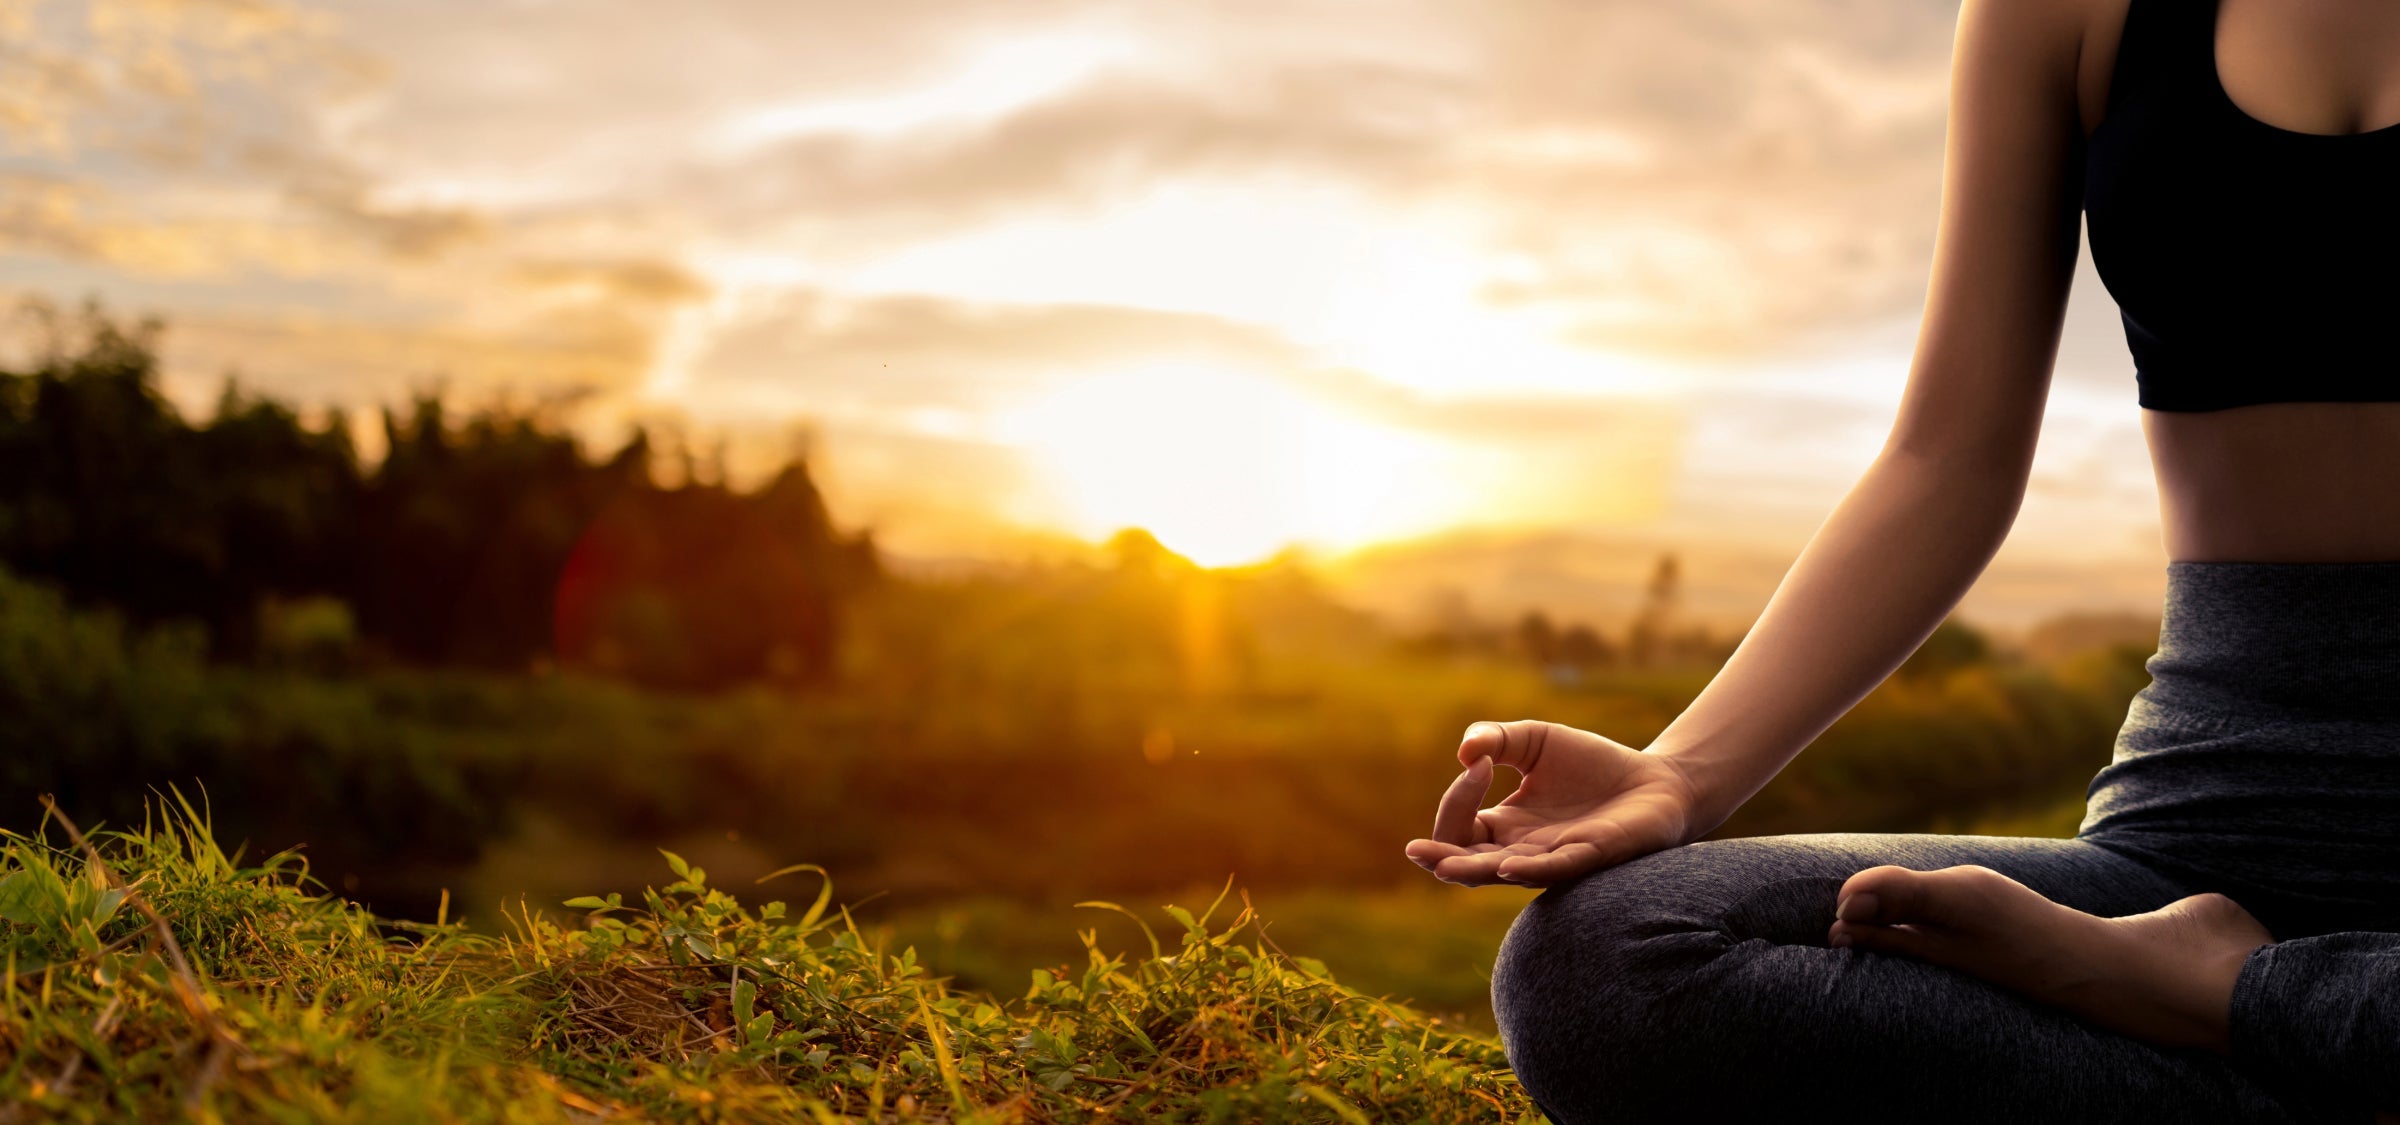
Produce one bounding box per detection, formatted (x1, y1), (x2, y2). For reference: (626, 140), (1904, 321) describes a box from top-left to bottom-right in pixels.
(2082, 0), (2400, 412)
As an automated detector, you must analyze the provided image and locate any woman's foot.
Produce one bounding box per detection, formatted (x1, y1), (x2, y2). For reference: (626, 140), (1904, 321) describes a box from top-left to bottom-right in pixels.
(1826, 865), (2272, 1055)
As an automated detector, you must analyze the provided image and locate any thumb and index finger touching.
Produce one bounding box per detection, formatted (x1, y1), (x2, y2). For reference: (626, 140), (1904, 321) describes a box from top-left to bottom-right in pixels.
(1405, 722), (1541, 878)
(1403, 751), (1493, 871)
(1414, 720), (1641, 886)
(1429, 755), (1492, 846)
(1429, 720), (1537, 848)
(1456, 719), (1551, 773)
(1442, 720), (1545, 843)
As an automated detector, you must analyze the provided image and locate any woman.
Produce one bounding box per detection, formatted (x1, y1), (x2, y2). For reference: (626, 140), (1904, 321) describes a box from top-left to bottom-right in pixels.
(1404, 0), (2400, 1119)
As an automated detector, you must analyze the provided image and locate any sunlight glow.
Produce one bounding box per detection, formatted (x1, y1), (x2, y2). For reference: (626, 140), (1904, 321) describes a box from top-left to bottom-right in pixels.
(839, 183), (1689, 399)
(998, 364), (1459, 567)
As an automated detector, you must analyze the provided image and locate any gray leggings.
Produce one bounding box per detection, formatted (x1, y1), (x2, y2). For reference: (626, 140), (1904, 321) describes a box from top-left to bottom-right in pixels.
(1491, 563), (2400, 1124)
(1490, 833), (2347, 1123)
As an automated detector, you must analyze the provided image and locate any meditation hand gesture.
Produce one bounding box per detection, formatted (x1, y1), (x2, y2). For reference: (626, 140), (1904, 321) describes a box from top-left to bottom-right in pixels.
(1404, 720), (1703, 888)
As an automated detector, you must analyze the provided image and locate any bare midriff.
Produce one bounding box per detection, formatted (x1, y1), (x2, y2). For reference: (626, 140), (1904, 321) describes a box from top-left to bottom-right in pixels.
(2146, 403), (2400, 562)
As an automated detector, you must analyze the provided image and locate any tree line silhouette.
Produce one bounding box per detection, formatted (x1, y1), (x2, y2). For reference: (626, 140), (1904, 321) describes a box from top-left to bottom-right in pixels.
(0, 302), (877, 689)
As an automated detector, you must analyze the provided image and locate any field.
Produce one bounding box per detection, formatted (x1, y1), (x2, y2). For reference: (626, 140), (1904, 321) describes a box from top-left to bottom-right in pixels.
(0, 328), (2164, 1118)
(1, 546), (2154, 1122)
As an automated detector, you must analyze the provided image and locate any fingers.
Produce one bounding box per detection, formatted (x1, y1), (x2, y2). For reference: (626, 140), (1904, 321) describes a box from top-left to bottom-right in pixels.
(1427, 842), (1549, 887)
(1458, 720), (1553, 772)
(1431, 757), (1493, 846)
(1485, 814), (1639, 886)
(1416, 803), (1670, 888)
(1490, 842), (1610, 886)
(1429, 828), (1622, 888)
(1405, 837), (1508, 875)
(1403, 838), (1469, 872)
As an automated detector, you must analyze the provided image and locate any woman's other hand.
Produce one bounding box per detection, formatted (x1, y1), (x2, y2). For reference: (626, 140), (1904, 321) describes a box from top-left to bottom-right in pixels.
(1403, 720), (1702, 888)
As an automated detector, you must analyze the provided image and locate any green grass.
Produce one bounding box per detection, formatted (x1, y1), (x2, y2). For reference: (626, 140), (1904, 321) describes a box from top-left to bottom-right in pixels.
(868, 884), (1540, 1036)
(0, 797), (1542, 1123)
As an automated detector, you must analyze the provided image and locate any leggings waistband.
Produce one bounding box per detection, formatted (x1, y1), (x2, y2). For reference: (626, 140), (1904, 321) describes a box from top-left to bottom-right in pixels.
(2151, 561), (2400, 720)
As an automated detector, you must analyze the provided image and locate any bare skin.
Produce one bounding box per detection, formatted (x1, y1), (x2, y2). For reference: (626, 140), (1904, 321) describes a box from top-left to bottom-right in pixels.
(1407, 0), (2400, 1101)
(1404, 721), (1699, 886)
(1828, 866), (2272, 1054)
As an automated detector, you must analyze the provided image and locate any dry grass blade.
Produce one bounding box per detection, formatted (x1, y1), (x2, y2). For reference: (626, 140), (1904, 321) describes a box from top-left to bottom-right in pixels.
(35, 795), (249, 1108)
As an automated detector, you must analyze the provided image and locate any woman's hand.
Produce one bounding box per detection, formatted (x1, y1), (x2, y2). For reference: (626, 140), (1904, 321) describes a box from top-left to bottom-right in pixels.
(1403, 720), (1703, 888)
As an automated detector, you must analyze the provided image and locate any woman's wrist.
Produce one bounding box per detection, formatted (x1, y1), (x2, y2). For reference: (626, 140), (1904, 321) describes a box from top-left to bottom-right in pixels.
(1643, 738), (1749, 841)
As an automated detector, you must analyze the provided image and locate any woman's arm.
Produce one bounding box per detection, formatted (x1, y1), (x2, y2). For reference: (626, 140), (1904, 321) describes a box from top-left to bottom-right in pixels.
(1408, 0), (2101, 887)
(1650, 0), (2093, 834)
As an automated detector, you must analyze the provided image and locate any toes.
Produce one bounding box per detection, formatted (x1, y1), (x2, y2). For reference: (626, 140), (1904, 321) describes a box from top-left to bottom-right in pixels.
(1838, 864), (2026, 929)
(1828, 920), (1939, 959)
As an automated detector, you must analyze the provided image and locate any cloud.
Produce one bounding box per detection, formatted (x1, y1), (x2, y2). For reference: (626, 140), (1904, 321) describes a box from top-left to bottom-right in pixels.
(13, 0), (1970, 362)
(145, 301), (664, 414)
(514, 258), (712, 306)
(613, 0), (1959, 356)
(678, 61), (1467, 249)
(284, 170), (489, 259)
(670, 288), (1306, 418)
(1450, 0), (1958, 354)
(256, 0), (1970, 358)
(5, 0), (2175, 564)
(670, 285), (1682, 455)
(2, 0), (357, 159)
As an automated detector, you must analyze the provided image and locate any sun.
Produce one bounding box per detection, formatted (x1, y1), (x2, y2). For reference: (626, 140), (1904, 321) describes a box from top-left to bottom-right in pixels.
(999, 364), (1458, 567)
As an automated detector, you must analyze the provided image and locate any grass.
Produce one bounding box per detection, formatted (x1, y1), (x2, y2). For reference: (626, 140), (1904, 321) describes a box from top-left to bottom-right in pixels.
(0, 796), (1542, 1123)
(867, 885), (1540, 1036)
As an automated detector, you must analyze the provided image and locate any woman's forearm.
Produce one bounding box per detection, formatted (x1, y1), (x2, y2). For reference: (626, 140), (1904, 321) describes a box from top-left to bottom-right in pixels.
(1648, 445), (2027, 834)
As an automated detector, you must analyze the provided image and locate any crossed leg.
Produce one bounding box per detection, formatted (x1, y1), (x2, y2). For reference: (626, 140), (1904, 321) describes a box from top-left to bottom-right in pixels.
(1490, 834), (2346, 1124)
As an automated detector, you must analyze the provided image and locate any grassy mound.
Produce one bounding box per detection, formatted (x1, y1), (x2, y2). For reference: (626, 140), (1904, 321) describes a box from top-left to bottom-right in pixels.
(0, 798), (1540, 1122)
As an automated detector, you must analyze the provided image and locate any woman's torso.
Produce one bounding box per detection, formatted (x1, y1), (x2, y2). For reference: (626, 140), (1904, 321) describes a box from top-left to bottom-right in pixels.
(2076, 0), (2400, 563)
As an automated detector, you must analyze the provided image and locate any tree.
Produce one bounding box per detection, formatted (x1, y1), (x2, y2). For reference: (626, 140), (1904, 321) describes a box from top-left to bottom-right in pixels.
(1559, 623), (1617, 668)
(1626, 552), (1680, 667)
(1514, 610), (1560, 666)
(0, 299), (879, 688)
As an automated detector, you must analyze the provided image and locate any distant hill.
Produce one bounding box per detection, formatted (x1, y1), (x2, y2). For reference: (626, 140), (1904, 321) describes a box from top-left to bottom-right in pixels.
(2016, 610), (2164, 664)
(1315, 526), (2170, 636)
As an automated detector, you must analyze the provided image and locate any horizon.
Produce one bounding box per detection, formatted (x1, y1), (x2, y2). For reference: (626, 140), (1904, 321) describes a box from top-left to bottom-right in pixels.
(5, 296), (2173, 633)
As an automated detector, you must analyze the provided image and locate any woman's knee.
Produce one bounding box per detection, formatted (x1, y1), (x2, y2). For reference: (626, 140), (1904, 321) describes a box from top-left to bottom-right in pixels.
(1489, 843), (1849, 1120)
(1489, 852), (1730, 1113)
(1492, 842), (1841, 1006)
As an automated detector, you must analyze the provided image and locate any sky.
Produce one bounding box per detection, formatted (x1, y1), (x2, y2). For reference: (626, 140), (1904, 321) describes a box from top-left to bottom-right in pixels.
(0, 0), (2172, 617)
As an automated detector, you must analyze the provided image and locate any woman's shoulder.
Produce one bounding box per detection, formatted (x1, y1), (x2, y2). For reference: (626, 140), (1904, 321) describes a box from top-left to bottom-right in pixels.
(1954, 0), (2134, 140)
(2070, 0), (2140, 137)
